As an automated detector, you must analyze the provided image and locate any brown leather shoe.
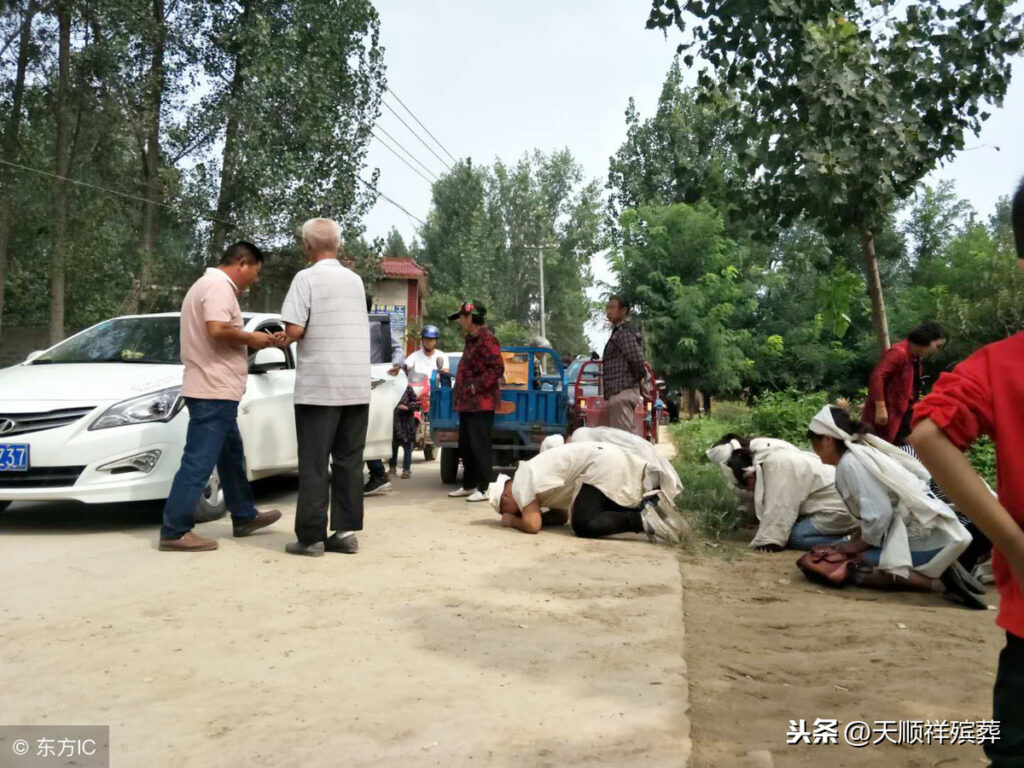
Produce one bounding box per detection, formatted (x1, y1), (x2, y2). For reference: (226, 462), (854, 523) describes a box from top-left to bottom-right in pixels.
(232, 509), (282, 537)
(159, 531), (218, 552)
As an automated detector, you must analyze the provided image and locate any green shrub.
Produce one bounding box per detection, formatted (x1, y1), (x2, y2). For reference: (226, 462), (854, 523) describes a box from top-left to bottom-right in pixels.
(967, 436), (997, 487)
(748, 390), (831, 447)
(670, 411), (750, 541)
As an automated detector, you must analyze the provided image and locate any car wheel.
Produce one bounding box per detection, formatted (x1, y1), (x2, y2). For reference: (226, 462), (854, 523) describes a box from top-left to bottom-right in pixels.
(0, 500), (10, 513)
(423, 443), (435, 462)
(439, 447), (460, 485)
(194, 468), (227, 523)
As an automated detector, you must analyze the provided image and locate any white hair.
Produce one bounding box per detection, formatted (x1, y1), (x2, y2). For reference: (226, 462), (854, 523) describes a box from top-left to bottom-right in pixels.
(301, 218), (342, 254)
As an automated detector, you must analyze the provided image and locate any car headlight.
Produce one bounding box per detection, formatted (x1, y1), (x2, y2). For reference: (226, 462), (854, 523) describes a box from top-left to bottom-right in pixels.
(89, 387), (184, 430)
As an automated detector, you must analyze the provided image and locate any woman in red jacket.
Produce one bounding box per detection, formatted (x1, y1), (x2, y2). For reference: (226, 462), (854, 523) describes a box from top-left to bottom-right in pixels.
(863, 322), (947, 444)
(446, 301), (505, 503)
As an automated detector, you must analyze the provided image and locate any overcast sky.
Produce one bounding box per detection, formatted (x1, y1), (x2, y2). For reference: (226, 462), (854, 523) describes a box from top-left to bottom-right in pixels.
(362, 0), (1024, 349)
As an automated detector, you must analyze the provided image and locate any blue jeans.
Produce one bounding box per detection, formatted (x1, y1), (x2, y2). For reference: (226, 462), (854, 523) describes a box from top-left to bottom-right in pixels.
(161, 398), (256, 540)
(861, 546), (943, 568)
(787, 517), (848, 550)
(390, 438), (414, 473)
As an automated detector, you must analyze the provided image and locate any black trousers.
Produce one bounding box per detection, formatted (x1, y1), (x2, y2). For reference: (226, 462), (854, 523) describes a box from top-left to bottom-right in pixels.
(570, 484), (645, 539)
(294, 404), (368, 545)
(988, 631), (1024, 767)
(458, 411), (494, 492)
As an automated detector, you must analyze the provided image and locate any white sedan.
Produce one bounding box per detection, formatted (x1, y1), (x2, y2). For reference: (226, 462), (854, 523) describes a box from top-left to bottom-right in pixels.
(0, 312), (405, 520)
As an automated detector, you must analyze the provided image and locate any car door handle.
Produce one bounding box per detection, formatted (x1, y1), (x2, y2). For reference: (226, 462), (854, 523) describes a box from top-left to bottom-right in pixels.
(371, 377), (386, 389)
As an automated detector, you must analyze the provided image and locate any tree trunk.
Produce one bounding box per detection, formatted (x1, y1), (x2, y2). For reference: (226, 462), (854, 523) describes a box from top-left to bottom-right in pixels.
(861, 229), (890, 355)
(50, 0), (71, 346)
(0, 0), (38, 340)
(125, 0), (165, 314)
(209, 0), (251, 258)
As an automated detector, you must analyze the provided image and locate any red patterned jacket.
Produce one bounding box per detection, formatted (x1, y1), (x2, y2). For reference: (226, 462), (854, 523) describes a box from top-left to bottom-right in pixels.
(454, 325), (504, 413)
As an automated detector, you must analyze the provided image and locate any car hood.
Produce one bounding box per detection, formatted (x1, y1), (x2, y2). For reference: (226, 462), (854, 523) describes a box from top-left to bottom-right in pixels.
(0, 363), (184, 409)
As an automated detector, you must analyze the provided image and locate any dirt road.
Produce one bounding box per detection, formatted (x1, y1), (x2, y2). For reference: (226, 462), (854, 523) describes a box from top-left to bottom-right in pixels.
(680, 539), (1004, 768)
(0, 462), (690, 767)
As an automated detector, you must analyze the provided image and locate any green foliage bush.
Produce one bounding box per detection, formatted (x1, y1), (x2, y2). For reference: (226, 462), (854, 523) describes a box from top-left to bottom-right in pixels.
(967, 436), (997, 488)
(747, 391), (831, 448)
(670, 409), (751, 541)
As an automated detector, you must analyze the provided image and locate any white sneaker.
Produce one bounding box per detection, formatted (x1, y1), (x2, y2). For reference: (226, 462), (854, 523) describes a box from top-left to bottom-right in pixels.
(465, 491), (488, 503)
(448, 488), (474, 498)
(640, 491), (688, 545)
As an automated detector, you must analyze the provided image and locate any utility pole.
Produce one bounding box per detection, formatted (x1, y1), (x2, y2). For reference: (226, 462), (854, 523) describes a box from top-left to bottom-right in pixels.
(538, 245), (546, 340)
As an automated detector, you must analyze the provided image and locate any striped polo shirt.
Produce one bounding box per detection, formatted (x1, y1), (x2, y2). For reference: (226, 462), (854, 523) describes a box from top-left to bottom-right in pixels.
(280, 258), (371, 406)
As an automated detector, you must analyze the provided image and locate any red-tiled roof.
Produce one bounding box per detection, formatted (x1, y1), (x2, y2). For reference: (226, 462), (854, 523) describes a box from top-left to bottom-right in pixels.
(381, 258), (426, 278)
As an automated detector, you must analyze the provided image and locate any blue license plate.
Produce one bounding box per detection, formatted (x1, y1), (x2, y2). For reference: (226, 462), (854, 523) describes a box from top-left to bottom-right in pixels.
(0, 444), (30, 471)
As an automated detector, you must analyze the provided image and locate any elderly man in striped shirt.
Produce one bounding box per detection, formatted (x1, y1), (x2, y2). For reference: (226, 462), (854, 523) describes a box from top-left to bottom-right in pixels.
(279, 218), (371, 557)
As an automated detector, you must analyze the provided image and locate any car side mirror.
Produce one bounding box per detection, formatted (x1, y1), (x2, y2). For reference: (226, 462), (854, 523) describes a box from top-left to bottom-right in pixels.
(251, 347), (287, 374)
(24, 350), (44, 364)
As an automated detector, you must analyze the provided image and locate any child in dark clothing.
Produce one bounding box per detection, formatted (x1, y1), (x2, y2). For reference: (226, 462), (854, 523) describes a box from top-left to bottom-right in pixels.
(909, 177), (1024, 767)
(389, 385), (420, 479)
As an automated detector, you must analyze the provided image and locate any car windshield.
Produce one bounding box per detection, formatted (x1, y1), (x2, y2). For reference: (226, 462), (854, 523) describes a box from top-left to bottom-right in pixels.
(33, 316), (181, 365)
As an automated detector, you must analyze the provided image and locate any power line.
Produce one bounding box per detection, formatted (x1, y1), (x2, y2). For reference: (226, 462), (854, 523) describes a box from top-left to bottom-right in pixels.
(381, 98), (454, 173)
(356, 176), (426, 227)
(2, 155), (429, 236)
(0, 158), (235, 227)
(373, 123), (442, 181)
(370, 129), (437, 185)
(385, 86), (459, 166)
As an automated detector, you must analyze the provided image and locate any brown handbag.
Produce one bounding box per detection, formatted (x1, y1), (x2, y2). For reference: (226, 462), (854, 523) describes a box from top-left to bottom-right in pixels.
(796, 545), (859, 588)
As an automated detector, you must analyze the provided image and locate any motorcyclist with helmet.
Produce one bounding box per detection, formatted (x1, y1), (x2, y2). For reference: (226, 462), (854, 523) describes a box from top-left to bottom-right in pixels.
(405, 324), (448, 376)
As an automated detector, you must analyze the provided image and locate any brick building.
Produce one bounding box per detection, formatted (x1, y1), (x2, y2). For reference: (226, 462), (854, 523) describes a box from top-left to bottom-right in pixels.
(369, 258), (428, 354)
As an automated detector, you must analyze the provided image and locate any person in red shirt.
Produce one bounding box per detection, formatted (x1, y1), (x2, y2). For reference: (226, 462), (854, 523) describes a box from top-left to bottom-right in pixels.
(909, 177), (1024, 767)
(864, 321), (947, 444)
(446, 301), (505, 503)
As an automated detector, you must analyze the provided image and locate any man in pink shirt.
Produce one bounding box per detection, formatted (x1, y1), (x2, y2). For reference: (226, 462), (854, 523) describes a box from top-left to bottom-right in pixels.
(159, 242), (284, 552)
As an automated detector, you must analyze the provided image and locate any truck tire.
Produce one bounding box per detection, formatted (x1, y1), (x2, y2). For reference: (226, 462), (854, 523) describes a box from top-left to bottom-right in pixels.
(440, 447), (460, 485)
(423, 443), (435, 462)
(194, 469), (228, 523)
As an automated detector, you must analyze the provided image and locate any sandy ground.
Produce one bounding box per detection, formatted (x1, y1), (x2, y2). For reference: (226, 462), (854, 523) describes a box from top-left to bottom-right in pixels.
(679, 531), (1005, 768)
(0, 458), (690, 767)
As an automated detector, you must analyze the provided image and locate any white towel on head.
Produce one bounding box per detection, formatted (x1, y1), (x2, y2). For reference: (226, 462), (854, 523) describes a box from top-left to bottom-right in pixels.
(808, 405), (968, 578)
(487, 473), (512, 513)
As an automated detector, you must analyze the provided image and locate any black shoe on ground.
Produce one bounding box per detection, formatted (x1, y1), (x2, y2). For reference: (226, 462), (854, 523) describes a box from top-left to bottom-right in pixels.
(285, 541), (325, 557)
(950, 561), (986, 594)
(364, 476), (392, 496)
(325, 533), (359, 554)
(940, 565), (988, 610)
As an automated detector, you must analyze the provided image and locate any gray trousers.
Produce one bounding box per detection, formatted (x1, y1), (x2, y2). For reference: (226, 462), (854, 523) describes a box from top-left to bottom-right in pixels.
(294, 403), (368, 544)
(607, 387), (641, 434)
